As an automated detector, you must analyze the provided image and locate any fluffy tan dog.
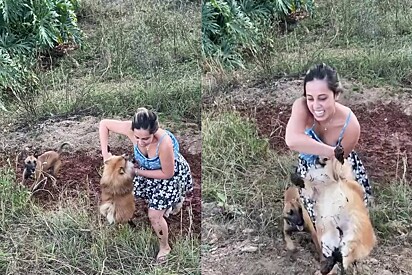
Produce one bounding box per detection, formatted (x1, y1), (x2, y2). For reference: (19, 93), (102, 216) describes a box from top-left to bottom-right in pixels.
(99, 154), (136, 225)
(299, 146), (376, 275)
(283, 185), (321, 256)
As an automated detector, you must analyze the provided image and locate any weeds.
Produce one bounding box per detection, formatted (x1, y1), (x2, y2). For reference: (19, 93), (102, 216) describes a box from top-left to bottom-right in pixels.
(0, 167), (200, 274)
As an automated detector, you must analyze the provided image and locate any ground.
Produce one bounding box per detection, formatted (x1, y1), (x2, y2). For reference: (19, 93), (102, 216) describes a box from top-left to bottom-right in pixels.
(201, 78), (412, 275)
(0, 116), (201, 239)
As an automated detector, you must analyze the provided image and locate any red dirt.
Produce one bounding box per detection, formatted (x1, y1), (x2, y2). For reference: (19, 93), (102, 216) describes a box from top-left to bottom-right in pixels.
(2, 146), (201, 239)
(237, 101), (412, 183)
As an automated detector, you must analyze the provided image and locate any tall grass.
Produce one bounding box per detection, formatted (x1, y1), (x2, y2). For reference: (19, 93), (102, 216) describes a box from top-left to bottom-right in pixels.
(0, 167), (200, 275)
(202, 111), (300, 234)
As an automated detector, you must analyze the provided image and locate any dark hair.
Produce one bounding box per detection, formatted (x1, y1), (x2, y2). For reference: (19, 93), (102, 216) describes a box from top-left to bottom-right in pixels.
(131, 107), (159, 134)
(303, 63), (343, 97)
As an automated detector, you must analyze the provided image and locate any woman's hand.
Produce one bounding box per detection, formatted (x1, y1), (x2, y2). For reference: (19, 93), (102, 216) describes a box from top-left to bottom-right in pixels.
(102, 152), (112, 162)
(132, 167), (140, 178)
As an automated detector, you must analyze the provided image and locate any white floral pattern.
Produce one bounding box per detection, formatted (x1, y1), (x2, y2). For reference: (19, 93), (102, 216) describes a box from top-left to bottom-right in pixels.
(133, 153), (193, 210)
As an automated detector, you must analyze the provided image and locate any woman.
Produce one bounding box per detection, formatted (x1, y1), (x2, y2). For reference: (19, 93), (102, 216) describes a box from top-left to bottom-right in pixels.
(285, 63), (372, 223)
(99, 107), (193, 263)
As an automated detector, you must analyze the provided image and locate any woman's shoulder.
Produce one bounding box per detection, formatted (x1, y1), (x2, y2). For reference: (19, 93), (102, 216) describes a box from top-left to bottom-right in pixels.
(290, 97), (313, 126)
(156, 128), (174, 147)
(292, 96), (306, 107)
(337, 104), (360, 127)
(337, 104), (360, 137)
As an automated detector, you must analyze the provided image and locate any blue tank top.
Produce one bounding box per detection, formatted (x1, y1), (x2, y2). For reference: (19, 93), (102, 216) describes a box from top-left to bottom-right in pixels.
(299, 111), (352, 166)
(133, 130), (180, 170)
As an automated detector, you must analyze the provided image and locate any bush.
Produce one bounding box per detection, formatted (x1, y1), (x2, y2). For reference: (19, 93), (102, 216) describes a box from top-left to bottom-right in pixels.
(0, 0), (82, 112)
(201, 0), (314, 69)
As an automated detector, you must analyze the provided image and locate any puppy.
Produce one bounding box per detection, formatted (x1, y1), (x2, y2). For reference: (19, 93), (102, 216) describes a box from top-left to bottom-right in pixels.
(99, 154), (136, 225)
(301, 146), (376, 275)
(283, 185), (321, 256)
(22, 155), (37, 184)
(22, 142), (70, 189)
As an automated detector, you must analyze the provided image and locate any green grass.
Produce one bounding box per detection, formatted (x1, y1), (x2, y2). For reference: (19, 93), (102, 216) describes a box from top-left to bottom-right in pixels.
(1, 0), (201, 126)
(262, 0), (412, 85)
(0, 168), (199, 275)
(370, 180), (412, 240)
(202, 111), (270, 202)
(202, 111), (299, 233)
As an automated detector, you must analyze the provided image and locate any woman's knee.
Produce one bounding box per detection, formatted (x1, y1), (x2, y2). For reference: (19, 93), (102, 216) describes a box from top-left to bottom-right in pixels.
(148, 209), (165, 223)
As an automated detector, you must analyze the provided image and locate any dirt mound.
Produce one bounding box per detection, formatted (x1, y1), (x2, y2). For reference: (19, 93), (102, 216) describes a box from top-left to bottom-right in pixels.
(236, 101), (412, 183)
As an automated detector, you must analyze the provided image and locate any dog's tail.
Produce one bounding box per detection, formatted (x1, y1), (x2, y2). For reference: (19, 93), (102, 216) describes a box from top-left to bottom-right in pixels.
(57, 142), (71, 154)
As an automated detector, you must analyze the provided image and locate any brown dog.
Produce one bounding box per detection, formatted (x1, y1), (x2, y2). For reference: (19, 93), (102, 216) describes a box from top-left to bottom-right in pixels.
(283, 186), (321, 255)
(22, 142), (70, 190)
(99, 154), (136, 225)
(300, 146), (376, 275)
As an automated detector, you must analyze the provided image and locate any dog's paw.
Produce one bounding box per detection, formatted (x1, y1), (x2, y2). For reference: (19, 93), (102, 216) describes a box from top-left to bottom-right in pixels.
(320, 256), (337, 275)
(334, 145), (344, 164)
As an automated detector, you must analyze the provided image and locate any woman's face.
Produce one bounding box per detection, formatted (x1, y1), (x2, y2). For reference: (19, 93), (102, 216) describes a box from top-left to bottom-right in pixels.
(305, 78), (336, 122)
(134, 129), (154, 147)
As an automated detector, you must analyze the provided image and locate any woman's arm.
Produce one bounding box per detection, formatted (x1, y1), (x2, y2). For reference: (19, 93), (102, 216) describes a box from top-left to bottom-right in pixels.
(99, 119), (133, 161)
(285, 98), (335, 158)
(135, 135), (175, 180)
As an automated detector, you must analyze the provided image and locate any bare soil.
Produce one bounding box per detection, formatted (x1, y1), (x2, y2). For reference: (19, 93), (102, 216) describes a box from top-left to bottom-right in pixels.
(0, 116), (201, 239)
(201, 78), (412, 275)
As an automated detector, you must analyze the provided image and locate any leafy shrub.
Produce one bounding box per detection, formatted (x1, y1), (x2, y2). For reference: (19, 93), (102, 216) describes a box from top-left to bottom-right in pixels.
(202, 0), (314, 69)
(0, 0), (82, 113)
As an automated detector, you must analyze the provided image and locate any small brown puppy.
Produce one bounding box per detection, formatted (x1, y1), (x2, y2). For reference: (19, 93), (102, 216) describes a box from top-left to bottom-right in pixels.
(22, 142), (70, 188)
(283, 185), (321, 255)
(99, 154), (136, 225)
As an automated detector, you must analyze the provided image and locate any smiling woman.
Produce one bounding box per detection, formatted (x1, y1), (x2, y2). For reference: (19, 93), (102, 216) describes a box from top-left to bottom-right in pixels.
(98, 107), (193, 264)
(284, 63), (372, 224)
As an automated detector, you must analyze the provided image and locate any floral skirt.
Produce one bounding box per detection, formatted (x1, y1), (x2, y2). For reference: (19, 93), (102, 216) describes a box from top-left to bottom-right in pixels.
(296, 151), (372, 224)
(133, 153), (193, 210)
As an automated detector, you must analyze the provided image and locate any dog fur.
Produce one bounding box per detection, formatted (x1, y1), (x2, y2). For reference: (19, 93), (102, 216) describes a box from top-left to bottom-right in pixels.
(99, 154), (136, 225)
(283, 185), (321, 255)
(300, 146), (376, 275)
(22, 142), (71, 189)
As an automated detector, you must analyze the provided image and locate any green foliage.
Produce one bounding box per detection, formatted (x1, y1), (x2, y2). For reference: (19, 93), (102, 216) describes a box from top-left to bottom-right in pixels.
(0, 0), (82, 112)
(201, 0), (314, 69)
(0, 167), (31, 228)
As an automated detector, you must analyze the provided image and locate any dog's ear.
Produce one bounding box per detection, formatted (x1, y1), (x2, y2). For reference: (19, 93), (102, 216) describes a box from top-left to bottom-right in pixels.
(334, 144), (344, 164)
(33, 148), (40, 159)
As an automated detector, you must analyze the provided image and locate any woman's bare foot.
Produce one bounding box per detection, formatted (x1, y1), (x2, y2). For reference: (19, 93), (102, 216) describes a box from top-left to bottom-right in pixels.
(156, 246), (171, 263)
